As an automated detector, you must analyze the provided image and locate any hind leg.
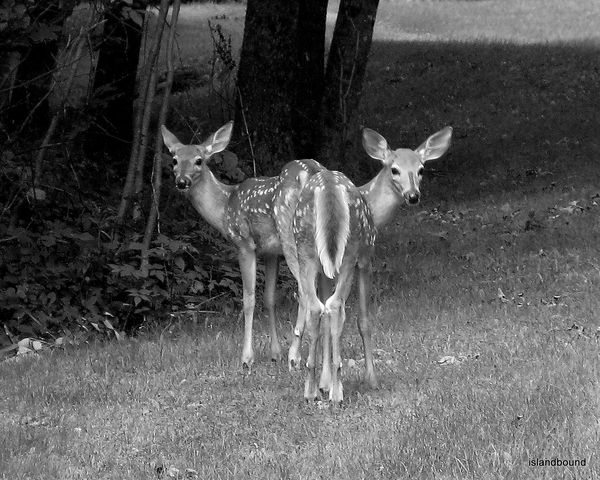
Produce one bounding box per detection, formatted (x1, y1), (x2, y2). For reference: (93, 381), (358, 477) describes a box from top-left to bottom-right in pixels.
(318, 274), (334, 393)
(326, 263), (355, 404)
(264, 254), (282, 362)
(298, 261), (324, 401)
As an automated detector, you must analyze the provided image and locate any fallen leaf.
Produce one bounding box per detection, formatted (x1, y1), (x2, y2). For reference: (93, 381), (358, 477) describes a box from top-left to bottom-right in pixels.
(498, 287), (509, 303)
(437, 355), (458, 365)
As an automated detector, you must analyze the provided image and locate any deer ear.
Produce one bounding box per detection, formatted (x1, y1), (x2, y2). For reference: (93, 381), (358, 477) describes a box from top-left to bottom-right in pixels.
(203, 121), (233, 155)
(362, 128), (391, 165)
(415, 126), (452, 163)
(161, 125), (184, 154)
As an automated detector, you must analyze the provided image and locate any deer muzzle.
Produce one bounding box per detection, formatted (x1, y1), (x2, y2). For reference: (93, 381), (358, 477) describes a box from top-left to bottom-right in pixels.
(176, 176), (191, 190)
(405, 192), (420, 205)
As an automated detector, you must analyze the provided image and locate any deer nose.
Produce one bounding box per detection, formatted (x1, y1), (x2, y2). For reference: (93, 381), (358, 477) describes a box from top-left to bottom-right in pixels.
(176, 177), (191, 190)
(406, 192), (420, 205)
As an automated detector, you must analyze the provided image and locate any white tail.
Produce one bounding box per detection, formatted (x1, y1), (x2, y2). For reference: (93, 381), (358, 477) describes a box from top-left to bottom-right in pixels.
(293, 170), (375, 403)
(161, 123), (326, 368)
(314, 184), (350, 279)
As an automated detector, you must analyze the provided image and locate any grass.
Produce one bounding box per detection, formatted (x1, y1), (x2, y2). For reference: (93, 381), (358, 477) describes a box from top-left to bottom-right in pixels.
(4, 0), (600, 478)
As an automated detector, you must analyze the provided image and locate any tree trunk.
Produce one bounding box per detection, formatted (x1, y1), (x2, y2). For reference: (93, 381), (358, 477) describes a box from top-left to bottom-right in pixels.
(318, 0), (379, 170)
(116, 0), (169, 225)
(234, 0), (300, 176)
(85, 0), (147, 161)
(292, 0), (328, 159)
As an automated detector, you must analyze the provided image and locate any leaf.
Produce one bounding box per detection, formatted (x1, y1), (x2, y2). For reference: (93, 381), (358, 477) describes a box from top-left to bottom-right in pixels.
(26, 188), (46, 201)
(498, 287), (509, 303)
(2, 150), (15, 162)
(174, 256), (186, 271)
(69, 232), (95, 242)
(437, 355), (458, 365)
(90, 322), (101, 332)
(222, 151), (238, 170)
(29, 23), (58, 43)
(103, 319), (115, 331)
(123, 6), (144, 26)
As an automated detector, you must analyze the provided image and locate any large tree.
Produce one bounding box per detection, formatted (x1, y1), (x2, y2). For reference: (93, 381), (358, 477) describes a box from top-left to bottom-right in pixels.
(292, 0), (328, 159)
(235, 0), (380, 174)
(85, 0), (147, 160)
(234, 0), (301, 176)
(318, 0), (380, 171)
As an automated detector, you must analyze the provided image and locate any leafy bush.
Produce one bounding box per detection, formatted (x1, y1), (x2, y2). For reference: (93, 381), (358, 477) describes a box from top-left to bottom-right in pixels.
(0, 207), (242, 343)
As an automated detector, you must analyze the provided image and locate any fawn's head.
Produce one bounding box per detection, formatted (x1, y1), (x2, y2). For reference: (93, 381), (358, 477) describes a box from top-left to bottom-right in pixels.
(362, 126), (452, 205)
(161, 121), (233, 191)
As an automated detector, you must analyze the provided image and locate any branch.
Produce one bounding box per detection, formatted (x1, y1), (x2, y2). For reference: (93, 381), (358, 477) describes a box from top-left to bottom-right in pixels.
(140, 0), (182, 276)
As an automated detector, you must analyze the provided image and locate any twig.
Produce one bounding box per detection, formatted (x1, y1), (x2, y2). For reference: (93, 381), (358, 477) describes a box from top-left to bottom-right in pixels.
(236, 87), (256, 177)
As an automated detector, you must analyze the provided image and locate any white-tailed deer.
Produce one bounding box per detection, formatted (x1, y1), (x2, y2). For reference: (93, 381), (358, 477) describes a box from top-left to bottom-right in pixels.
(293, 169), (376, 402)
(161, 121), (325, 369)
(288, 126), (453, 397)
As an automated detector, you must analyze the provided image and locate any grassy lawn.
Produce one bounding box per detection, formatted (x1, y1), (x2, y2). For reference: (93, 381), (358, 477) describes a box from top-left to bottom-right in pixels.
(3, 0), (600, 478)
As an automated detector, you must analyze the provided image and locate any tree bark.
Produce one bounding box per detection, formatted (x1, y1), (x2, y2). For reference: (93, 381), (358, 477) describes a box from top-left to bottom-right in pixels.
(234, 0), (300, 176)
(292, 0), (328, 159)
(318, 0), (379, 170)
(85, 0), (147, 160)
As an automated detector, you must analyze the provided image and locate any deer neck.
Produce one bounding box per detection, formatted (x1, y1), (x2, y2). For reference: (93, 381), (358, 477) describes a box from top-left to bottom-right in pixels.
(358, 170), (403, 228)
(187, 165), (234, 238)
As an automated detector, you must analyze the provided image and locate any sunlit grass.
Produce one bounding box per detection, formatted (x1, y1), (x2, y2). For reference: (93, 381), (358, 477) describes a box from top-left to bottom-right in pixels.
(375, 0), (600, 44)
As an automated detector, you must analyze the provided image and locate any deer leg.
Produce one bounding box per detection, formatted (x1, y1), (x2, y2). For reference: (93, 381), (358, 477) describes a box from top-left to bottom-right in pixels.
(264, 254), (282, 362)
(288, 285), (306, 371)
(300, 262), (323, 401)
(290, 273), (332, 371)
(327, 264), (355, 404)
(318, 274), (333, 393)
(238, 248), (257, 369)
(357, 263), (378, 389)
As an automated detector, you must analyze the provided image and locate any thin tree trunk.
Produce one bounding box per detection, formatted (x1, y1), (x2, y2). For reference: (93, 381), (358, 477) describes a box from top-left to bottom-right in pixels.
(234, 0), (300, 176)
(292, 0), (328, 159)
(116, 0), (169, 225)
(140, 0), (181, 276)
(318, 0), (379, 170)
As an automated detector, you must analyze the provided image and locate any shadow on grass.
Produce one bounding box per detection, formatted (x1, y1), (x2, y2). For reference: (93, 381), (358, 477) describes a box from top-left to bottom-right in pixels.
(352, 39), (600, 204)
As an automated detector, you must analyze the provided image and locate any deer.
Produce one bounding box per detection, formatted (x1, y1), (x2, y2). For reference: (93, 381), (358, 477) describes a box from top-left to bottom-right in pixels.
(288, 126), (453, 399)
(293, 169), (376, 402)
(160, 121), (326, 369)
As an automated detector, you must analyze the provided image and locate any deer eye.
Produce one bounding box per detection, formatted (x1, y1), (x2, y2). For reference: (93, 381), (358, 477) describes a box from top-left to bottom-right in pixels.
(391, 166), (401, 176)
(418, 167), (424, 176)
(195, 157), (203, 166)
(171, 158), (177, 167)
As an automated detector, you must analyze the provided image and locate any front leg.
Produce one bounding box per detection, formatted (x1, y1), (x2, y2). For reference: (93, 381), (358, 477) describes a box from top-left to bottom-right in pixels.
(238, 247), (257, 369)
(357, 263), (378, 389)
(288, 292), (306, 371)
(264, 254), (282, 362)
